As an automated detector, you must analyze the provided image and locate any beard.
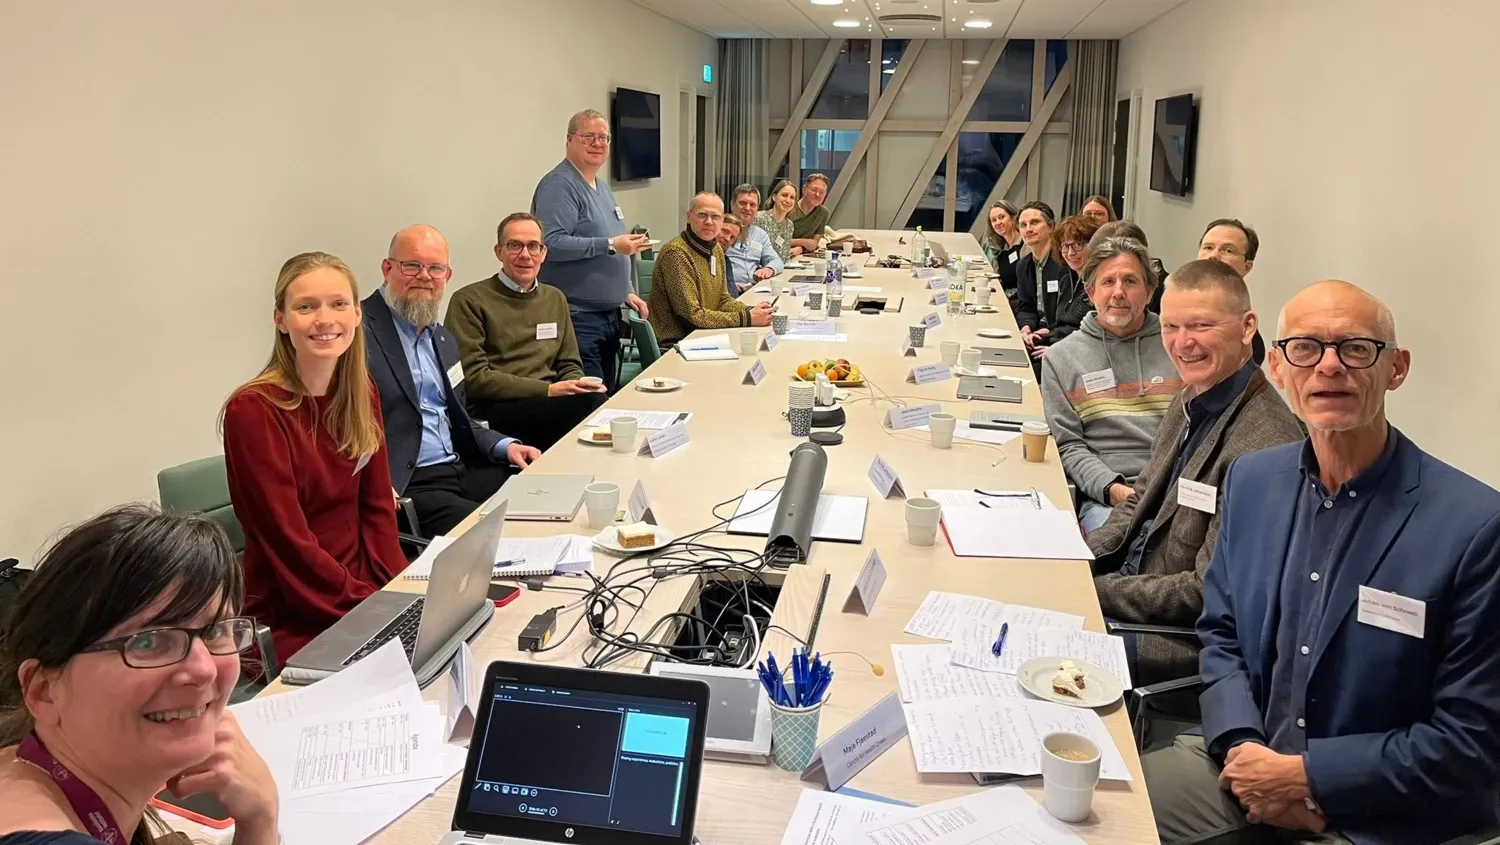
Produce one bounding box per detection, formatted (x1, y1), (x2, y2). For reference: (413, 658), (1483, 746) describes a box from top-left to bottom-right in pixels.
(1100, 307), (1140, 330)
(391, 290), (440, 328)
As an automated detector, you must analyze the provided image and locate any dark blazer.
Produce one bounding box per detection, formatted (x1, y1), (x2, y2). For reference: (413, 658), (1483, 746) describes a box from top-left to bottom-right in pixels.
(1199, 429), (1500, 845)
(1087, 369), (1303, 681)
(363, 290), (507, 494)
(1013, 252), (1087, 342)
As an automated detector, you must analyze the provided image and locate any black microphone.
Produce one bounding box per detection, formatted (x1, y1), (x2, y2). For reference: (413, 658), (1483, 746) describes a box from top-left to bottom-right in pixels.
(766, 443), (829, 565)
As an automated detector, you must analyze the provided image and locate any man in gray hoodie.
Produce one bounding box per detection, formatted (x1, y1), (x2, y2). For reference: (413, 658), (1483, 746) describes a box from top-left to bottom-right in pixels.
(1040, 236), (1184, 533)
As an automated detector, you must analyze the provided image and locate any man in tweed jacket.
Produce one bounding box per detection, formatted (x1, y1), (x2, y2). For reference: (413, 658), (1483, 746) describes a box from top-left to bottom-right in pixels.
(1089, 260), (1303, 684)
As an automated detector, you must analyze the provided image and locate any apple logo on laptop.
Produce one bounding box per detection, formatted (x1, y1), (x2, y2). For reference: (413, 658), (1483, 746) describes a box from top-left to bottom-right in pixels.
(459, 573), (471, 594)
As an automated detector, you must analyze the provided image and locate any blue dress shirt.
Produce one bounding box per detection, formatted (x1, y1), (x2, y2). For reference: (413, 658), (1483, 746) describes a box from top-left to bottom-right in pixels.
(380, 287), (514, 467)
(724, 225), (784, 294)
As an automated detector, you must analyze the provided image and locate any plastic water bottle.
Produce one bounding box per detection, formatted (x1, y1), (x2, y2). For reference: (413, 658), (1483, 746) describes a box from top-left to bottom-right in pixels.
(947, 258), (966, 319)
(827, 249), (844, 304)
(910, 227), (928, 266)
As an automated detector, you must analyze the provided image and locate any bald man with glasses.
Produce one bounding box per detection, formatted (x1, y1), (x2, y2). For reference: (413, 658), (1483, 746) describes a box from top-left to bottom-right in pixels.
(446, 212), (609, 451)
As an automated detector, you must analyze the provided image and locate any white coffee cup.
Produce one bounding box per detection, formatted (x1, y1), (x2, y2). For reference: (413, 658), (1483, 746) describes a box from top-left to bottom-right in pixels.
(928, 413), (957, 449)
(609, 417), (639, 454)
(583, 482), (621, 530)
(905, 497), (942, 546)
(739, 330), (759, 355)
(1040, 732), (1101, 823)
(939, 341), (960, 366)
(580, 376), (605, 390)
(975, 285), (993, 307)
(960, 348), (982, 372)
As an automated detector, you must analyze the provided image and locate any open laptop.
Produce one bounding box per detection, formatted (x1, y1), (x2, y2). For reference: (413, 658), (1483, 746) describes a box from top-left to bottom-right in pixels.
(486, 474), (593, 521)
(956, 375), (1024, 404)
(445, 661), (710, 845)
(280, 503), (505, 688)
(970, 346), (1031, 368)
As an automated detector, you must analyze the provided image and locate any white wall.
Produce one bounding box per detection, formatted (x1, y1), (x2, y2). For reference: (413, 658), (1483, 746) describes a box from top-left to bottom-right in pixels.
(1118, 0), (1500, 486)
(0, 0), (716, 562)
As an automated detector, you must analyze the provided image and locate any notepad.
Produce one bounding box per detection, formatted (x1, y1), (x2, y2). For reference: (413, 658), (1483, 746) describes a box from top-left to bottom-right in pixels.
(726, 489), (869, 543)
(489, 535), (594, 578)
(677, 334), (738, 361)
(940, 507), (1095, 560)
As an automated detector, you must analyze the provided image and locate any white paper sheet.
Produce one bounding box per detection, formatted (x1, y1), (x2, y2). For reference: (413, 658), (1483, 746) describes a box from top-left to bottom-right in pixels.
(728, 489), (868, 542)
(950, 626), (1133, 689)
(941, 508), (1095, 560)
(858, 786), (1085, 845)
(491, 534), (594, 576)
(890, 644), (1024, 702)
(278, 740), (468, 845)
(230, 639), (417, 729)
(903, 697), (1130, 781)
(585, 409), (694, 430)
(777, 333), (850, 343)
(923, 489), (1057, 511)
(398, 535), (458, 581)
(903, 592), (1084, 642)
(911, 420), (1023, 446)
(778, 789), (913, 845)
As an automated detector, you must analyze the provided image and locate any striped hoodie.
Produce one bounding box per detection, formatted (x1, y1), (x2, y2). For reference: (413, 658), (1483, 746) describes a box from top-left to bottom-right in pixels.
(1039, 311), (1183, 504)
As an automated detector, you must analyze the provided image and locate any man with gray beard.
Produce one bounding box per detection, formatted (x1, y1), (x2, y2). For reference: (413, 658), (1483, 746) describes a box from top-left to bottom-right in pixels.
(364, 224), (540, 536)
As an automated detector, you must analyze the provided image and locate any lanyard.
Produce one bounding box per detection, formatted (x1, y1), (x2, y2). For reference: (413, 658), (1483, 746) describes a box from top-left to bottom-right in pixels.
(15, 733), (129, 845)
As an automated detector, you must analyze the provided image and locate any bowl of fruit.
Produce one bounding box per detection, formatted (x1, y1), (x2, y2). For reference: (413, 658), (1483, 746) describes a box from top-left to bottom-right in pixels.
(794, 358), (864, 387)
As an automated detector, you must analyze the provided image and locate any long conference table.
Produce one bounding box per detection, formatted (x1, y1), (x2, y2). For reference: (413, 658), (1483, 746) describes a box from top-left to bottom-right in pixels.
(259, 229), (1159, 844)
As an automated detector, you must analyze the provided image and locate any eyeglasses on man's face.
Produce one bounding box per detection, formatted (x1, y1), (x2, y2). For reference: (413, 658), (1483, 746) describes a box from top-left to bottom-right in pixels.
(79, 616), (256, 669)
(691, 211), (724, 224)
(393, 260), (453, 280)
(1275, 336), (1389, 369)
(502, 240), (545, 256)
(573, 132), (611, 146)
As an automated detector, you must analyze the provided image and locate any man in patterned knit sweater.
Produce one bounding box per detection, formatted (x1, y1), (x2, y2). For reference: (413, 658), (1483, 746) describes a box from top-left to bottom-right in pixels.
(647, 193), (773, 346)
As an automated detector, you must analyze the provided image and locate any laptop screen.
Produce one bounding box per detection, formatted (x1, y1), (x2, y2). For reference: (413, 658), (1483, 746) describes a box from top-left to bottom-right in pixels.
(463, 681), (702, 839)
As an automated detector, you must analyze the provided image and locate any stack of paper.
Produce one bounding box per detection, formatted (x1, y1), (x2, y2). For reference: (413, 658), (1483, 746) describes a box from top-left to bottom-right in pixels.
(586, 409), (693, 430)
(492, 534), (594, 577)
(678, 333), (738, 361)
(904, 696), (1131, 781)
(940, 507), (1095, 560)
(903, 591), (1084, 641)
(229, 641), (467, 845)
(399, 535), (458, 581)
(779, 786), (1087, 845)
(890, 644), (1025, 702)
(950, 625), (1132, 689)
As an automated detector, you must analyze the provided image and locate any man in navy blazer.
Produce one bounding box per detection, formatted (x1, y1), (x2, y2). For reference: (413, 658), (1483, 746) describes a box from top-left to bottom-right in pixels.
(1145, 281), (1500, 845)
(364, 225), (540, 536)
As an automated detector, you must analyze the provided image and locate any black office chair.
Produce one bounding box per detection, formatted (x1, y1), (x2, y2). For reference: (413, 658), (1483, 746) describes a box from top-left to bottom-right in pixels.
(1105, 620), (1205, 752)
(396, 496), (429, 555)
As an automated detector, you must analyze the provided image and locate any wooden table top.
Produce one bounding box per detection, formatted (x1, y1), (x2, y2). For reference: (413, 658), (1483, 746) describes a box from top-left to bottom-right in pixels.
(258, 229), (1159, 845)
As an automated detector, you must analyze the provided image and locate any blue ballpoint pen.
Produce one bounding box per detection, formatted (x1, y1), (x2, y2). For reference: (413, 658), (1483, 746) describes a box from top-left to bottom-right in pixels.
(991, 622), (1010, 656)
(767, 654), (788, 706)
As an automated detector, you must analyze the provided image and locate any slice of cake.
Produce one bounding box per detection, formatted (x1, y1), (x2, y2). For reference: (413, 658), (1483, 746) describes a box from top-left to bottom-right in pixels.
(616, 522), (657, 549)
(1051, 660), (1087, 699)
(590, 427), (612, 442)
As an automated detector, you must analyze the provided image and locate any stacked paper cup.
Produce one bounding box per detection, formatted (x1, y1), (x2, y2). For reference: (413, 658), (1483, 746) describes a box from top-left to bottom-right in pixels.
(788, 383), (815, 436)
(827, 296), (842, 317)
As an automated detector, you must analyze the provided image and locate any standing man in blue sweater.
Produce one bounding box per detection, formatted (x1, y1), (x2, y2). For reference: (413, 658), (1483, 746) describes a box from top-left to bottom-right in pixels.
(532, 109), (651, 391)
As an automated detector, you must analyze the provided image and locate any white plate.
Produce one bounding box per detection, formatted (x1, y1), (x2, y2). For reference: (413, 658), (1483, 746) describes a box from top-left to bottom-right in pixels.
(578, 427), (613, 446)
(636, 377), (686, 392)
(592, 524), (677, 554)
(1017, 657), (1124, 709)
(953, 365), (1000, 378)
(977, 328), (1013, 339)
(973, 305), (1001, 314)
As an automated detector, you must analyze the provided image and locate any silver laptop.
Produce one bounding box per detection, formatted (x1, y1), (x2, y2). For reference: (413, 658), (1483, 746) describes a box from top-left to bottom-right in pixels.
(928, 239), (950, 264)
(485, 474), (593, 521)
(971, 346), (1031, 368)
(280, 503), (505, 688)
(957, 375), (1024, 404)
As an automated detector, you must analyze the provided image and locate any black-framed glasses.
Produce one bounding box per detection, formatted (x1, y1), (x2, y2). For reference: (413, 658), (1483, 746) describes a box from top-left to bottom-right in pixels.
(79, 616), (256, 669)
(1275, 336), (1389, 369)
(1059, 241), (1087, 254)
(393, 260), (452, 280)
(573, 132), (611, 145)
(502, 240), (545, 256)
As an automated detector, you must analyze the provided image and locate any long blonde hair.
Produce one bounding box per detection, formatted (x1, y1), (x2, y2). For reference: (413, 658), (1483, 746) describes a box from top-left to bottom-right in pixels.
(221, 251), (382, 459)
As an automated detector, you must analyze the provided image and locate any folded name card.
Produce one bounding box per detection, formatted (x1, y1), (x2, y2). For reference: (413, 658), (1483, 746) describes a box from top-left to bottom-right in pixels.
(907, 363), (952, 385)
(887, 403), (940, 430)
(638, 423), (689, 457)
(791, 283), (813, 296)
(914, 267), (937, 280)
(921, 312), (942, 329)
(867, 455), (906, 499)
(762, 332), (780, 351)
(931, 291), (946, 306)
(928, 277), (948, 291)
(900, 336), (917, 356)
(742, 360), (767, 385)
(628, 480), (657, 525)
(842, 550), (887, 615)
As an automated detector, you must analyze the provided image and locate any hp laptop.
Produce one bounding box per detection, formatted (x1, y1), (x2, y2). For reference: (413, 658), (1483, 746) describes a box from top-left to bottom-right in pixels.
(485, 474), (593, 521)
(280, 503), (505, 688)
(971, 346), (1031, 368)
(956, 375), (1024, 404)
(442, 661), (710, 845)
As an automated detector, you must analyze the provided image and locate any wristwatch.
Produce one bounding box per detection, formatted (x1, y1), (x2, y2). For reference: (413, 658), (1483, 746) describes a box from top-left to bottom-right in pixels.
(606, 241), (618, 255)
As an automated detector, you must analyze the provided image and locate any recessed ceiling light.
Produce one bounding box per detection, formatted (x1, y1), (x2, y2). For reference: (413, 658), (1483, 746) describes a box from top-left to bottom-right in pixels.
(963, 18), (992, 28)
(961, 59), (979, 65)
(833, 18), (859, 27)
(811, 0), (842, 5)
(883, 68), (895, 74)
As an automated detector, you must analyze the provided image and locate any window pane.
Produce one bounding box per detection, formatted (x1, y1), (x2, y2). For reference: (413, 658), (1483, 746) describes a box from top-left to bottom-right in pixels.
(811, 40), (872, 120)
(967, 40), (1034, 122)
(1045, 40), (1068, 96)
(955, 132), (1023, 233)
(879, 39), (911, 93)
(799, 129), (859, 190)
(906, 162), (946, 232)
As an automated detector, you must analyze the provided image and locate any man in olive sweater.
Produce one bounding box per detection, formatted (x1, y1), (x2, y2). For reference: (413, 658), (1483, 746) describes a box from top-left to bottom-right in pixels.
(446, 212), (608, 450)
(648, 193), (773, 346)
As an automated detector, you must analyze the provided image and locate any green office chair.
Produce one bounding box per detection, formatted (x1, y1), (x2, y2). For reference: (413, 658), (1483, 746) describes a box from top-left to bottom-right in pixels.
(617, 314), (662, 386)
(637, 256), (655, 299)
(158, 456), (278, 696)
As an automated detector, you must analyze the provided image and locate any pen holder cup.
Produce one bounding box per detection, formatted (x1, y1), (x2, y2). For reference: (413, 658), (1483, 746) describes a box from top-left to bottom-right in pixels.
(767, 696), (827, 771)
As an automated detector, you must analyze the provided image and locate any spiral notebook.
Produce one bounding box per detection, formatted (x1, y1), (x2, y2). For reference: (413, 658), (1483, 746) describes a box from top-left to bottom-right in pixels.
(402, 534), (593, 581)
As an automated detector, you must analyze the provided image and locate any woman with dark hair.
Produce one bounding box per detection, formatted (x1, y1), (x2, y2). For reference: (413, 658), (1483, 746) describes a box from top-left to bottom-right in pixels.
(0, 505), (277, 845)
(754, 180), (799, 263)
(221, 252), (407, 663)
(1079, 195), (1116, 226)
(981, 201), (1024, 301)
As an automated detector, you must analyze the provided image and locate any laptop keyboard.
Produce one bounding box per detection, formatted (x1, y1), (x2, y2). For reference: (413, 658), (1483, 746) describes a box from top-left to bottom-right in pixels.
(343, 598), (425, 666)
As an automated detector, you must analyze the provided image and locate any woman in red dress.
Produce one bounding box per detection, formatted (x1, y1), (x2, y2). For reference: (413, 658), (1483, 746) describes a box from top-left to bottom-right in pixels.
(220, 251), (407, 663)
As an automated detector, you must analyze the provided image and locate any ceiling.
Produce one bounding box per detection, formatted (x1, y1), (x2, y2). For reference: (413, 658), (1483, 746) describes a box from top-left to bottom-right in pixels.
(626, 0), (1195, 39)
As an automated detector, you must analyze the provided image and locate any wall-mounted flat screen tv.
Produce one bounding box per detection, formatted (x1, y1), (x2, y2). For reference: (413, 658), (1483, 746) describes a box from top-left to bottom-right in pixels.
(1149, 93), (1197, 196)
(611, 88), (661, 182)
